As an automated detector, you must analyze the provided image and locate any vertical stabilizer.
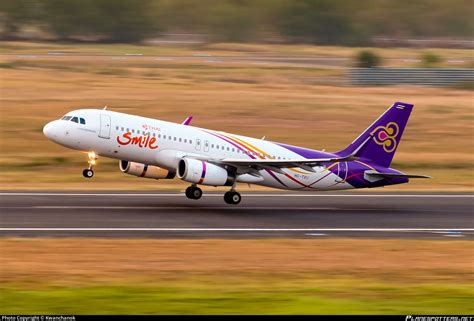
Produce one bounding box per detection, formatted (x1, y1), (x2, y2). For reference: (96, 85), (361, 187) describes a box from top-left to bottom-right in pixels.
(337, 102), (413, 167)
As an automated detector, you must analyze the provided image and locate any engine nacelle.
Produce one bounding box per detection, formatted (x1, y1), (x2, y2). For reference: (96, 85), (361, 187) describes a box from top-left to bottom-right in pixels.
(177, 158), (235, 186)
(119, 160), (175, 179)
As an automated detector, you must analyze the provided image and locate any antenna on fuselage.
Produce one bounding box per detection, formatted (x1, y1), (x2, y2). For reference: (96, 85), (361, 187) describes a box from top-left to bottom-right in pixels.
(103, 105), (108, 110)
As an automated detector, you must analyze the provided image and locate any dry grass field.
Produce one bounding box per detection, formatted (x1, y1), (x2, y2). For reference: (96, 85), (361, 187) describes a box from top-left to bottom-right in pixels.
(1, 238), (472, 314)
(0, 42), (473, 191)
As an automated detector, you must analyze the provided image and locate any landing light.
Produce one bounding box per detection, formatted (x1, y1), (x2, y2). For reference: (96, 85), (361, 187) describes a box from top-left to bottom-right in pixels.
(88, 152), (97, 159)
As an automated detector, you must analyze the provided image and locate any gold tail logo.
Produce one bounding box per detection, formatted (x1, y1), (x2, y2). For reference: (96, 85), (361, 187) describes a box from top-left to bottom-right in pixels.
(370, 122), (399, 153)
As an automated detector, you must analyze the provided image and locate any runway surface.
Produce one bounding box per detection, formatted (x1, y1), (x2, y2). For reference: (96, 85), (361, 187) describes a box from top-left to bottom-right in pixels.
(0, 192), (472, 239)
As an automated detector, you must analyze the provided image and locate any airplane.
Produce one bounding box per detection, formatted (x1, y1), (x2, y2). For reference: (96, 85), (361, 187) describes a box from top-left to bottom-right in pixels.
(43, 102), (429, 204)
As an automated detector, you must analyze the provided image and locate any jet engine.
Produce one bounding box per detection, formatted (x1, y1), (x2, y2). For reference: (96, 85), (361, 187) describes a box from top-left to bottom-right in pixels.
(119, 160), (175, 179)
(177, 158), (235, 186)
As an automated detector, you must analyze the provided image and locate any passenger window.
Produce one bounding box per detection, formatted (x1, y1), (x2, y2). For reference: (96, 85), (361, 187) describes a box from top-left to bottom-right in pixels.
(132, 129), (135, 133)
(179, 138), (182, 142)
(121, 127), (124, 131)
(126, 128), (130, 132)
(71, 117), (79, 123)
(174, 137), (177, 141)
(189, 140), (192, 144)
(158, 134), (161, 138)
(184, 139), (187, 143)
(227, 147), (229, 151)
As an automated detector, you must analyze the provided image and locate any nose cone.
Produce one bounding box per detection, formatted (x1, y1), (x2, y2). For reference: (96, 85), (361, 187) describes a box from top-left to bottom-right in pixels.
(43, 120), (59, 140)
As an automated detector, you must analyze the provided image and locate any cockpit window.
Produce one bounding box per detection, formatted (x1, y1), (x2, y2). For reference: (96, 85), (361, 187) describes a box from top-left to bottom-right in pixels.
(61, 115), (86, 124)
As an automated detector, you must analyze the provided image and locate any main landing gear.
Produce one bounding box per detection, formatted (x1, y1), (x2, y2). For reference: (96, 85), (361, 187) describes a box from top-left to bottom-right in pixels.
(185, 185), (241, 205)
(82, 152), (97, 178)
(185, 185), (203, 200)
(224, 190), (241, 205)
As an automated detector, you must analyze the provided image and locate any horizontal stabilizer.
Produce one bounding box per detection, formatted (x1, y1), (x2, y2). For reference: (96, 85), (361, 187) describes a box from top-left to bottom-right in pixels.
(365, 170), (431, 179)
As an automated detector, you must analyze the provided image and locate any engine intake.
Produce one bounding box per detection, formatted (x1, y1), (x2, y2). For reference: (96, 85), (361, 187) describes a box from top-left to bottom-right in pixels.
(177, 158), (235, 186)
(120, 160), (175, 179)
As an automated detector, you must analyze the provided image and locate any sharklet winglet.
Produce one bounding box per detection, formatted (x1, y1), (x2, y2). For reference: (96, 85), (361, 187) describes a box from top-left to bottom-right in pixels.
(182, 116), (193, 126)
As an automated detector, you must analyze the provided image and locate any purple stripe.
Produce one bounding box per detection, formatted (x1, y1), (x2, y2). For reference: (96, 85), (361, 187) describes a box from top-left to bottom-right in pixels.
(201, 161), (207, 180)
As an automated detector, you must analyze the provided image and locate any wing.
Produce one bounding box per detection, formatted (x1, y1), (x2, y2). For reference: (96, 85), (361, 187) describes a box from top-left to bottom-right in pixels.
(187, 136), (370, 175)
(186, 154), (356, 175)
(219, 155), (355, 173)
(216, 136), (372, 174)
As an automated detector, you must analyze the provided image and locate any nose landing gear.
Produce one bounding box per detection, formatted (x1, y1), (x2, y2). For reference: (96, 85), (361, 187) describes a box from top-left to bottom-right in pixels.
(82, 168), (94, 178)
(83, 152), (97, 178)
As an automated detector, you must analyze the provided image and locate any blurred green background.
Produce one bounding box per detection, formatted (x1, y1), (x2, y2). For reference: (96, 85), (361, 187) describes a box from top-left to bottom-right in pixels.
(1, 0), (473, 44)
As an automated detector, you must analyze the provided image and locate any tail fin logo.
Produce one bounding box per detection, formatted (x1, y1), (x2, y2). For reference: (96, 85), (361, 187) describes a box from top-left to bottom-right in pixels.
(370, 122), (399, 153)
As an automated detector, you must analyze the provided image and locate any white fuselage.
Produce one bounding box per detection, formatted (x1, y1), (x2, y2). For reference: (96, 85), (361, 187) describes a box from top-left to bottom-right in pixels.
(43, 109), (355, 191)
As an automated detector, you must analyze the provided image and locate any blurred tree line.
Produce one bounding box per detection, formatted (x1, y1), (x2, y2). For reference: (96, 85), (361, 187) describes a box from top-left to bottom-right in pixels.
(1, 0), (472, 44)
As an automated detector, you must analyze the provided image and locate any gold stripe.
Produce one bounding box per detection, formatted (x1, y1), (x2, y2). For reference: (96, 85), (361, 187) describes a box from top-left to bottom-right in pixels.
(322, 162), (339, 172)
(227, 134), (313, 174)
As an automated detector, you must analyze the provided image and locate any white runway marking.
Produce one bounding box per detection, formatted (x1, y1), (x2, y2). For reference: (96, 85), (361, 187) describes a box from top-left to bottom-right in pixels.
(1, 193), (472, 198)
(0, 228), (472, 232)
(10, 206), (345, 211)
